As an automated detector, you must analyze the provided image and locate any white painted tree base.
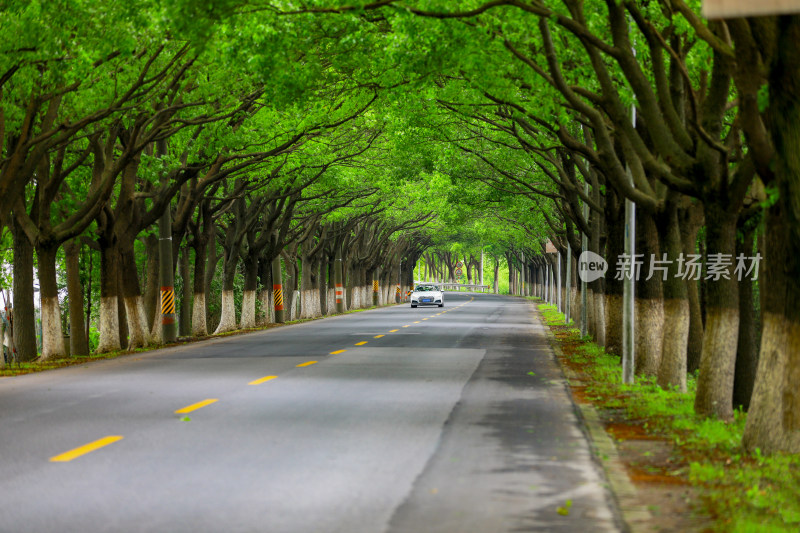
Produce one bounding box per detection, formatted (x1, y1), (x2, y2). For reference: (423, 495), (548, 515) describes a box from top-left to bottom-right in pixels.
(97, 296), (121, 353)
(326, 288), (336, 314)
(241, 290), (256, 329)
(124, 296), (153, 350)
(300, 290), (321, 319)
(257, 290), (274, 324)
(150, 309), (164, 345)
(39, 296), (65, 361)
(214, 290), (237, 334)
(744, 312), (800, 453)
(192, 293), (208, 336)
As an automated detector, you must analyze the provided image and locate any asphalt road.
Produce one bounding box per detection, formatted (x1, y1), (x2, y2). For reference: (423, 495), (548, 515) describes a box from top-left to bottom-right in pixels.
(0, 293), (621, 533)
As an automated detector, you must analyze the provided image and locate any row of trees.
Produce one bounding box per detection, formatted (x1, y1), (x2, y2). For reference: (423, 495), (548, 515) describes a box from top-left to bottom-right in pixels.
(0, 2), (454, 365)
(2, 1), (798, 455)
(392, 0), (795, 453)
(250, 0), (797, 453)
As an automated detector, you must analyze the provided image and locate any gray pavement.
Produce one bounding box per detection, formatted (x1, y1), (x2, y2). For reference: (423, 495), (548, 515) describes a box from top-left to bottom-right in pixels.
(0, 293), (621, 532)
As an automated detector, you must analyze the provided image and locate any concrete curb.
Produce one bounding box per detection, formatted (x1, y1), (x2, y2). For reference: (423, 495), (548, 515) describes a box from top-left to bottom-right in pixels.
(532, 303), (654, 533)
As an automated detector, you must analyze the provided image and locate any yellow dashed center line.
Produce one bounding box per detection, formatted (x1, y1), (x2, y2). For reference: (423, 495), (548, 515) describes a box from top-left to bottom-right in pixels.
(355, 341), (368, 346)
(402, 325), (410, 328)
(50, 436), (123, 463)
(297, 361), (318, 367)
(389, 329), (399, 333)
(413, 321), (421, 324)
(374, 334), (385, 339)
(422, 318), (428, 321)
(330, 349), (347, 355)
(249, 375), (278, 385)
(175, 399), (219, 414)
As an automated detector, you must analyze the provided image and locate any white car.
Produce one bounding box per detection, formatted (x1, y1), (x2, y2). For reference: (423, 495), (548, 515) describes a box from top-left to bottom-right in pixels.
(410, 284), (444, 308)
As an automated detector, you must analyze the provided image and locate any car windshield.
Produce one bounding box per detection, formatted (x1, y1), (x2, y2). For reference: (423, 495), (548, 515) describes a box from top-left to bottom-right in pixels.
(415, 285), (437, 292)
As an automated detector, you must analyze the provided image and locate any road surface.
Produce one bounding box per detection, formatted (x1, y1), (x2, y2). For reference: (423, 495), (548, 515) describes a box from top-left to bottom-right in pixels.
(0, 293), (621, 532)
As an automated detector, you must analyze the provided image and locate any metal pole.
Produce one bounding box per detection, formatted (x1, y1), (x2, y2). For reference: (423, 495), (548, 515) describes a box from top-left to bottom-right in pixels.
(272, 255), (285, 323)
(622, 23), (637, 384)
(622, 192), (636, 383)
(158, 209), (177, 343)
(622, 128), (637, 382)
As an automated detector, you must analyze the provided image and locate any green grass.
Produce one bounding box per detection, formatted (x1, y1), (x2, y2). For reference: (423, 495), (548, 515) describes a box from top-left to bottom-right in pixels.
(538, 303), (800, 532)
(0, 347), (151, 377)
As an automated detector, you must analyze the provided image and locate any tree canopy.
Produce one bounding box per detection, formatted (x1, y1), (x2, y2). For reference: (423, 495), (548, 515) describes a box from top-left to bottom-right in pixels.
(2, 1), (800, 455)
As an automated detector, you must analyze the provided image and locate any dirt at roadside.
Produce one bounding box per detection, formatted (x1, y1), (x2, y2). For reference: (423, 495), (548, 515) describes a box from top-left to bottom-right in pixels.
(550, 324), (715, 533)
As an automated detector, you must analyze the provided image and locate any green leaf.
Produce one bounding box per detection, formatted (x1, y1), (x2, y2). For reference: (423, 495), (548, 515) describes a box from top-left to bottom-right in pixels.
(556, 499), (572, 516)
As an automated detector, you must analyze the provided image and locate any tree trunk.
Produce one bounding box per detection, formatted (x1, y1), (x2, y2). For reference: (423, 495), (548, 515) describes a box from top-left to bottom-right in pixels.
(257, 256), (273, 324)
(119, 242), (152, 350)
(743, 17), (800, 452)
(733, 225), (758, 411)
(493, 256), (499, 294)
(179, 246), (192, 336)
(605, 201), (625, 356)
(656, 203), (689, 392)
(143, 234), (159, 328)
(191, 238), (208, 336)
(635, 211), (664, 377)
(11, 218), (37, 361)
(505, 253), (513, 295)
(604, 194), (625, 357)
(97, 241), (121, 353)
(590, 207), (606, 346)
(117, 273), (128, 349)
(214, 251), (239, 334)
(204, 231), (220, 330)
(284, 256), (298, 320)
(570, 255), (580, 322)
(680, 203), (704, 374)
(64, 240), (89, 356)
(743, 200), (800, 452)
(300, 255), (320, 319)
(694, 208), (739, 421)
(319, 259), (329, 315)
(150, 297), (163, 345)
(586, 284), (596, 338)
(85, 249), (93, 349)
(36, 243), (66, 361)
(241, 255), (259, 329)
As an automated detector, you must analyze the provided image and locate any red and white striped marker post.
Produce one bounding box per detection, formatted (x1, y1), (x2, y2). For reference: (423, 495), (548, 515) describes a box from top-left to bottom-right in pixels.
(335, 250), (345, 314)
